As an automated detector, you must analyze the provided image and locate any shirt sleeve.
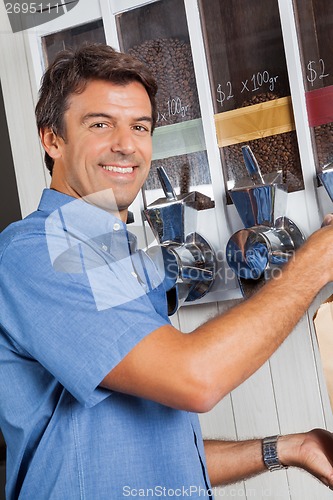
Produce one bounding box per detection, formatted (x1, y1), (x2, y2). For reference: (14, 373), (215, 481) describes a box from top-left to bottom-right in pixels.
(0, 228), (169, 408)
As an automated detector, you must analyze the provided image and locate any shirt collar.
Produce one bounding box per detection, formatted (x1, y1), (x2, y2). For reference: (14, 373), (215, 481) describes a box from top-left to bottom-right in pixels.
(38, 188), (129, 240)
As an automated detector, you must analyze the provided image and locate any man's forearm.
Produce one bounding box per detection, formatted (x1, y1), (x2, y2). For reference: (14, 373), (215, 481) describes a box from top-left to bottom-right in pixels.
(204, 439), (265, 486)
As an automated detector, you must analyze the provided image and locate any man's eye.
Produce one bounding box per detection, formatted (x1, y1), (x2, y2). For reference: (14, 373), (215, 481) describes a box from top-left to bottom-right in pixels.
(133, 125), (149, 132)
(92, 123), (108, 128)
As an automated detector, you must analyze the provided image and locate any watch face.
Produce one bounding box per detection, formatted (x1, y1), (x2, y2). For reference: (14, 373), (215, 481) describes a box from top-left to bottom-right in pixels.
(262, 436), (284, 471)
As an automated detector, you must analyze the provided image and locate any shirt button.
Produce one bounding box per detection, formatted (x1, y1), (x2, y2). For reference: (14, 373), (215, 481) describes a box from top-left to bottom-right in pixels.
(102, 244), (108, 252)
(113, 223), (121, 231)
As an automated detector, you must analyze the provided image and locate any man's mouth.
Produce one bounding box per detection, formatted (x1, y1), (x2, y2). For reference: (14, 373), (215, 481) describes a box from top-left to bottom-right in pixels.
(101, 165), (134, 173)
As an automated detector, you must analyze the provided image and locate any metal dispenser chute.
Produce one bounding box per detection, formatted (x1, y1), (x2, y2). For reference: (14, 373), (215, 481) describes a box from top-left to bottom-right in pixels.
(226, 146), (305, 287)
(143, 166), (217, 315)
(318, 162), (333, 201)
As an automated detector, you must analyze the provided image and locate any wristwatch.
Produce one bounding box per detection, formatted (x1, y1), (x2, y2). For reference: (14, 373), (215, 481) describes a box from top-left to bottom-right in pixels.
(262, 435), (287, 472)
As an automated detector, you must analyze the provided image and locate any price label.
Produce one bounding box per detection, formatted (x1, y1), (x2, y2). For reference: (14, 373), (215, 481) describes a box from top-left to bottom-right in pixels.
(216, 70), (279, 108)
(307, 59), (329, 86)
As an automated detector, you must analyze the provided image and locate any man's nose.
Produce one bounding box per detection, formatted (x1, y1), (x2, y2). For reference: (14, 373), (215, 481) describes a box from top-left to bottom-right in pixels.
(110, 127), (135, 155)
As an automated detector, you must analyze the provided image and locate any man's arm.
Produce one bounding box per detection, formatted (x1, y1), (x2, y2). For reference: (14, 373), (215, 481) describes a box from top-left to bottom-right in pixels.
(101, 224), (333, 412)
(204, 429), (333, 489)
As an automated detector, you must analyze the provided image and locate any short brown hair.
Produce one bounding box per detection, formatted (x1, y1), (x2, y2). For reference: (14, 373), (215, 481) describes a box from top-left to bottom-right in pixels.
(35, 43), (158, 175)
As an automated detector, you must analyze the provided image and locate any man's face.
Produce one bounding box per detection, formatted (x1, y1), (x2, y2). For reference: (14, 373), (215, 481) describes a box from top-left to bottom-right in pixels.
(48, 79), (153, 221)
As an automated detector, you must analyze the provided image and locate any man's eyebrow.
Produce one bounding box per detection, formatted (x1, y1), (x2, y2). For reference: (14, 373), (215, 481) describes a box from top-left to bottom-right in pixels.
(135, 116), (153, 124)
(82, 113), (153, 124)
(82, 113), (113, 123)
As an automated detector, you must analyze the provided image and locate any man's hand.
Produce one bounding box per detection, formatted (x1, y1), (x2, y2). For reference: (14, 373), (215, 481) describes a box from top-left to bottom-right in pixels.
(279, 429), (333, 489)
(322, 214), (333, 227)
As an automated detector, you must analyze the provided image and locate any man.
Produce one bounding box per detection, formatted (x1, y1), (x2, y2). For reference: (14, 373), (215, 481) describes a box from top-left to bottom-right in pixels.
(0, 43), (332, 499)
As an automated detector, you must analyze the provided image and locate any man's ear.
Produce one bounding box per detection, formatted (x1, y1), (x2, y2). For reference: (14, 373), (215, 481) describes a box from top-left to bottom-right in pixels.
(40, 128), (62, 160)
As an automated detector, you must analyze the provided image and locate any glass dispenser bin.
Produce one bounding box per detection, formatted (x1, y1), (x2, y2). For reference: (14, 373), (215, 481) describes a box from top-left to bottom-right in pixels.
(41, 19), (106, 66)
(292, 0), (333, 172)
(198, 0), (305, 197)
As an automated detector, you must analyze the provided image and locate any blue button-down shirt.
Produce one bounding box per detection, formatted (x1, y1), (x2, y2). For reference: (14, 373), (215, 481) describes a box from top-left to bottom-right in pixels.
(0, 189), (211, 499)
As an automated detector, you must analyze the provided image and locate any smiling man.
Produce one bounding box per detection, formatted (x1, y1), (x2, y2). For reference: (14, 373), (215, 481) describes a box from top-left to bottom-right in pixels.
(0, 43), (333, 500)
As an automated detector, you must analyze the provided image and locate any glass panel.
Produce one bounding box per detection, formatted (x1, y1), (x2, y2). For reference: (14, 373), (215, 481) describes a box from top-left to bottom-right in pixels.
(292, 0), (333, 171)
(116, 0), (213, 201)
(41, 19), (106, 67)
(0, 81), (21, 231)
(199, 0), (304, 195)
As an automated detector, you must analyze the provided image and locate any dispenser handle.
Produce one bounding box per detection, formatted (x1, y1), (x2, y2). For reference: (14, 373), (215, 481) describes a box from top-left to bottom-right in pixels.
(318, 162), (333, 202)
(157, 166), (177, 201)
(242, 145), (265, 184)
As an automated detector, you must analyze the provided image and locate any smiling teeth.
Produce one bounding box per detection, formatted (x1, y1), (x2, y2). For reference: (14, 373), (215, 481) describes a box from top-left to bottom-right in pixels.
(102, 165), (133, 173)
